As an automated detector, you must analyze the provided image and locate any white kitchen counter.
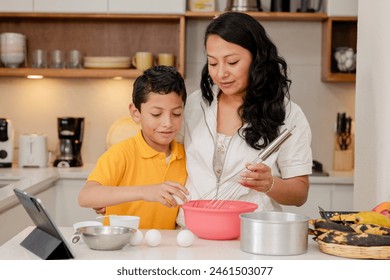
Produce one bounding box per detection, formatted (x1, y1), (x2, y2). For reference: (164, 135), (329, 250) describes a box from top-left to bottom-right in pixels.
(309, 170), (354, 184)
(0, 226), (346, 260)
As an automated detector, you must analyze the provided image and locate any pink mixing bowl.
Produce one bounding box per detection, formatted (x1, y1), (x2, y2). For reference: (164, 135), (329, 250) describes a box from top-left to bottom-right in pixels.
(181, 200), (258, 240)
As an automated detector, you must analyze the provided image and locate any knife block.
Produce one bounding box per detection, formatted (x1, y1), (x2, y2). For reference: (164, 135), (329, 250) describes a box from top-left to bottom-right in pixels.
(333, 134), (354, 171)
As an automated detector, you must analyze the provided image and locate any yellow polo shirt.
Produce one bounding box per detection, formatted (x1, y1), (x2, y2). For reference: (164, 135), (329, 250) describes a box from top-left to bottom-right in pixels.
(87, 130), (187, 229)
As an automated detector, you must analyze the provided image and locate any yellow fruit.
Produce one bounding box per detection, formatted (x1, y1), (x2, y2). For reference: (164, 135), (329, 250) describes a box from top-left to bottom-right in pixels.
(354, 211), (390, 227)
(330, 211), (390, 227)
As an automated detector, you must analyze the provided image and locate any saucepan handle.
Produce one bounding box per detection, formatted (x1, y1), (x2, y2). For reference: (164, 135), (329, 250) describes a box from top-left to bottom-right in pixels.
(71, 232), (82, 244)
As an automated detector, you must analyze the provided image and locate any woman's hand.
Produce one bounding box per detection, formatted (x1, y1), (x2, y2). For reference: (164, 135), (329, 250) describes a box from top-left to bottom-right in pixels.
(239, 163), (274, 193)
(238, 163), (309, 206)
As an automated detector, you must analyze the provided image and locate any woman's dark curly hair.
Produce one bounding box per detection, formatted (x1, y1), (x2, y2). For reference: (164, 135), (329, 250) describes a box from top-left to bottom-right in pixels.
(200, 12), (291, 150)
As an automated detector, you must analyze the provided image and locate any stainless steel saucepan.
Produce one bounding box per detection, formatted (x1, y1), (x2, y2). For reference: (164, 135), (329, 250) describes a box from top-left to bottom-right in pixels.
(240, 212), (309, 255)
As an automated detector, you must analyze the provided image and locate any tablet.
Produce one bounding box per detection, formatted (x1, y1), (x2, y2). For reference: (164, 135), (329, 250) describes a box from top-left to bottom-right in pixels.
(14, 188), (75, 259)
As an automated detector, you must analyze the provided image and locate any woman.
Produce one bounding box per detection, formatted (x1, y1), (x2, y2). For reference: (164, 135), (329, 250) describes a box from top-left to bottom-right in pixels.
(179, 12), (312, 223)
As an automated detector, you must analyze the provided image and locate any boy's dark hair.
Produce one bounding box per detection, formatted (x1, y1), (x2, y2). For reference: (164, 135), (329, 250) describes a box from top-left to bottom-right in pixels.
(133, 65), (187, 111)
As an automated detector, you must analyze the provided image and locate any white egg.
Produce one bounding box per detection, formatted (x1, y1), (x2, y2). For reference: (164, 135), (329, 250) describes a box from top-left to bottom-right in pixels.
(145, 229), (162, 247)
(176, 229), (195, 247)
(129, 230), (143, 246)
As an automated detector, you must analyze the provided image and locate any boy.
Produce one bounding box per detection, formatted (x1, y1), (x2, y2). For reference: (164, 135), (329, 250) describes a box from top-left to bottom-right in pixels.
(78, 66), (188, 229)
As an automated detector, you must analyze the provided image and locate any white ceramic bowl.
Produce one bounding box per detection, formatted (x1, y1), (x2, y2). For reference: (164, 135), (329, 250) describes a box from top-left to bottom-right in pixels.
(1, 53), (25, 68)
(1, 46), (25, 53)
(0, 32), (26, 45)
(73, 220), (102, 232)
(0, 32), (26, 67)
(96, 215), (140, 229)
(109, 215), (140, 229)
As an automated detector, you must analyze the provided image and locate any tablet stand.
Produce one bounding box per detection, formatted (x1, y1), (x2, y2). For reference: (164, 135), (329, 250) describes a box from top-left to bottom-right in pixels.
(21, 227), (73, 260)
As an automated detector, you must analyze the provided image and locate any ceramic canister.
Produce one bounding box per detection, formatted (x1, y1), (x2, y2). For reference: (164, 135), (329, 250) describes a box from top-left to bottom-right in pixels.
(0, 32), (26, 68)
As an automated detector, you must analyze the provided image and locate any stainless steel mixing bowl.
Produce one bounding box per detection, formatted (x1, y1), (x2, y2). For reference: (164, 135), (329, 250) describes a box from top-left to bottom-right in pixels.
(72, 225), (136, 250)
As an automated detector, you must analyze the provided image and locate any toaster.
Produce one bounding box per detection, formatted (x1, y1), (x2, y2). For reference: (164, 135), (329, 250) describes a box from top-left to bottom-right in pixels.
(19, 134), (48, 168)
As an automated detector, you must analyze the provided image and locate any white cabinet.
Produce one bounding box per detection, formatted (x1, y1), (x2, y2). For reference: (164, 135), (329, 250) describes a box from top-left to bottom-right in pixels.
(0, 203), (33, 245)
(34, 0), (107, 13)
(332, 184), (354, 210)
(282, 183), (353, 219)
(1, 0), (186, 14)
(108, 0), (186, 14)
(1, 0), (109, 13)
(325, 0), (358, 16)
(50, 179), (96, 226)
(0, 0), (33, 12)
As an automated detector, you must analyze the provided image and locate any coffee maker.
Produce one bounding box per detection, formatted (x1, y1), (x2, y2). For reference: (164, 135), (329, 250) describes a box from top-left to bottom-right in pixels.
(53, 117), (84, 167)
(0, 118), (14, 168)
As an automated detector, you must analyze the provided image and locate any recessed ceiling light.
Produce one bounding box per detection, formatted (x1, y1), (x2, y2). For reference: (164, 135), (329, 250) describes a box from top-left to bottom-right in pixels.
(27, 75), (44, 79)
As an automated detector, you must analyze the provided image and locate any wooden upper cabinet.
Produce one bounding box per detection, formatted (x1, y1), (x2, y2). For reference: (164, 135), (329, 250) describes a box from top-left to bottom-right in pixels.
(322, 17), (358, 83)
(0, 13), (186, 79)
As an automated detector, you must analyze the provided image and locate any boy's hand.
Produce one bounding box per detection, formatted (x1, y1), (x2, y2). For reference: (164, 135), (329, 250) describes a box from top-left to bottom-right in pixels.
(146, 181), (189, 207)
(93, 207), (106, 215)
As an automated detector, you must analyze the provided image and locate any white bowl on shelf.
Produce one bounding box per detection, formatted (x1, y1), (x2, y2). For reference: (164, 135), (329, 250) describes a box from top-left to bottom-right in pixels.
(0, 52), (25, 68)
(0, 32), (26, 68)
(0, 32), (25, 44)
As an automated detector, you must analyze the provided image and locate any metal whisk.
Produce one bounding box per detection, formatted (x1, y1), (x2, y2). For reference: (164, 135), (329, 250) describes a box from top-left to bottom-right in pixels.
(195, 126), (295, 209)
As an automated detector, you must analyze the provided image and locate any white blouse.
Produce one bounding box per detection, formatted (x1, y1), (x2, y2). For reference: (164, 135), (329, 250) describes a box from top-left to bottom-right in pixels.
(213, 133), (232, 181)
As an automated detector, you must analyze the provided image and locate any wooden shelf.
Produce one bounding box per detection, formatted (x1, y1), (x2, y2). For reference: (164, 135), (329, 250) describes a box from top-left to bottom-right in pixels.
(185, 11), (327, 21)
(0, 13), (186, 79)
(322, 17), (357, 83)
(0, 68), (143, 79)
(321, 72), (356, 83)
